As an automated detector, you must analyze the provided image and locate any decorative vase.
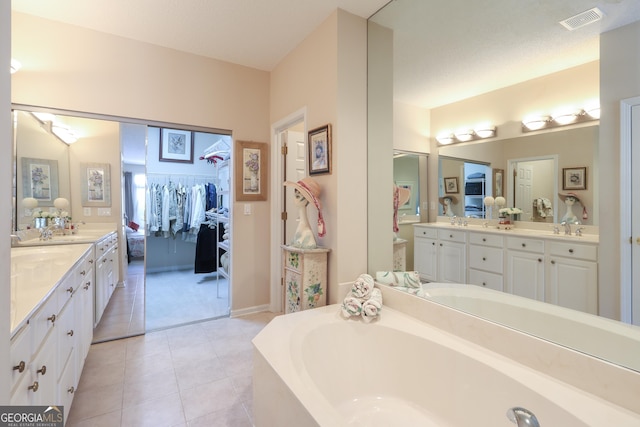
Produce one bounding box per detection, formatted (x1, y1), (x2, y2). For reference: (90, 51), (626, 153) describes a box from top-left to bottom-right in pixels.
(34, 217), (46, 228)
(250, 171), (258, 191)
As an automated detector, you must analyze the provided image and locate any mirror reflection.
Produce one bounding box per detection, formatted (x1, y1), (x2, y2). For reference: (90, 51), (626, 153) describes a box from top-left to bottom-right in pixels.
(368, 0), (640, 373)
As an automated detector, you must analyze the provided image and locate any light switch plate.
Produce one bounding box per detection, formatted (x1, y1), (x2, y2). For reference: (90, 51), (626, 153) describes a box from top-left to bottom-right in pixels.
(83, 207), (92, 216)
(244, 203), (252, 215)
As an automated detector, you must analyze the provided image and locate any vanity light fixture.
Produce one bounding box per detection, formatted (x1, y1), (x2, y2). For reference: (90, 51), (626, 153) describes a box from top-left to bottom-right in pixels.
(437, 125), (496, 145)
(522, 104), (600, 132)
(51, 123), (78, 145)
(552, 109), (583, 125)
(585, 106), (601, 119)
(522, 115), (551, 131)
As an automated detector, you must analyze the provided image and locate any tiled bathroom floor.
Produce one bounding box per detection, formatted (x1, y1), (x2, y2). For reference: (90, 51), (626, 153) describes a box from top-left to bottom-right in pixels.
(67, 310), (280, 426)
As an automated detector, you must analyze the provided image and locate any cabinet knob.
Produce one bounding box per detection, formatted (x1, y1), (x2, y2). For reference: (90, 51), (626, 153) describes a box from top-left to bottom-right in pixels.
(67, 286), (74, 293)
(89, 259), (94, 264)
(68, 386), (75, 394)
(449, 234), (453, 238)
(102, 259), (107, 263)
(538, 258), (542, 263)
(84, 282), (91, 290)
(551, 260), (556, 265)
(47, 314), (56, 324)
(13, 361), (25, 373)
(521, 243), (526, 247)
(432, 242), (435, 246)
(67, 330), (74, 337)
(28, 381), (39, 392)
(80, 270), (86, 276)
(37, 365), (47, 375)
(569, 249), (574, 253)
(482, 238), (486, 242)
(439, 243), (443, 247)
(482, 282), (486, 287)
(482, 257), (486, 261)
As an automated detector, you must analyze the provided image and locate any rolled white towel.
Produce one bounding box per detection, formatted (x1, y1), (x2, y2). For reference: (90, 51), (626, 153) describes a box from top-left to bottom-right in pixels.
(362, 288), (383, 323)
(341, 292), (363, 318)
(351, 273), (375, 299)
(375, 271), (421, 288)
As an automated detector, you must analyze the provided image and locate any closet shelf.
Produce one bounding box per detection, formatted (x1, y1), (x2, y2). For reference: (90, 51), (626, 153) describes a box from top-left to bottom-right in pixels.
(218, 267), (230, 280)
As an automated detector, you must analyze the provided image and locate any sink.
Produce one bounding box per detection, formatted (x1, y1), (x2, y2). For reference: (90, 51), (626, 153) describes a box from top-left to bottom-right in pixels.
(11, 246), (78, 265)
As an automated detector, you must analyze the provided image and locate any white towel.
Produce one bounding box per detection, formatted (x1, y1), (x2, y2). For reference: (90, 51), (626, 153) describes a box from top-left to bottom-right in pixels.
(376, 271), (421, 288)
(362, 288), (383, 323)
(351, 273), (375, 299)
(341, 292), (363, 318)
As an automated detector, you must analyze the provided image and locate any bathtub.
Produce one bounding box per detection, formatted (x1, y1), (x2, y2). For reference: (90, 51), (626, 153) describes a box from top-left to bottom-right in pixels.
(391, 282), (640, 372)
(252, 304), (639, 426)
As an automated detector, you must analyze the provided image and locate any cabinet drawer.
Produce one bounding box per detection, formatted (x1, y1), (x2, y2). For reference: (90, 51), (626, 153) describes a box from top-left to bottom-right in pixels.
(55, 275), (76, 313)
(32, 295), (58, 351)
(10, 323), (32, 391)
(414, 227), (437, 239)
(438, 229), (466, 243)
(57, 302), (76, 381)
(549, 241), (597, 261)
(469, 232), (504, 247)
(469, 269), (503, 291)
(469, 246), (503, 273)
(506, 236), (544, 253)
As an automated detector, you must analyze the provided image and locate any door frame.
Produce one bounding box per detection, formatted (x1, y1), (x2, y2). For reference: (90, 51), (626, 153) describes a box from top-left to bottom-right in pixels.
(506, 155), (558, 222)
(269, 108), (307, 313)
(620, 96), (640, 324)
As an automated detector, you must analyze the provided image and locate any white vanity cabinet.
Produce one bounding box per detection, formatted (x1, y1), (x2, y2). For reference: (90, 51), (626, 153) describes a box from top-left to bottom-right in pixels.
(95, 232), (118, 325)
(10, 245), (95, 419)
(505, 236), (546, 301)
(546, 241), (598, 314)
(413, 226), (466, 283)
(414, 227), (438, 281)
(468, 232), (504, 291)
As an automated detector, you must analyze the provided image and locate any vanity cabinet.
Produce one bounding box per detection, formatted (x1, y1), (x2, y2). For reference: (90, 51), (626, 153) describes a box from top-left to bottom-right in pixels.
(413, 223), (599, 315)
(547, 241), (598, 314)
(9, 246), (94, 420)
(468, 232), (504, 291)
(505, 236), (545, 301)
(95, 232), (118, 325)
(413, 226), (466, 283)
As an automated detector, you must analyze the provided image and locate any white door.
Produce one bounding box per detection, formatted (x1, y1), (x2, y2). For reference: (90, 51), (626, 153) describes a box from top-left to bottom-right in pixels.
(515, 162), (533, 218)
(284, 129), (306, 246)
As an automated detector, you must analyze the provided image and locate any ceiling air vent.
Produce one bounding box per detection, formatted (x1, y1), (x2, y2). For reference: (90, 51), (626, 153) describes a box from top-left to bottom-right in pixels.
(559, 7), (605, 31)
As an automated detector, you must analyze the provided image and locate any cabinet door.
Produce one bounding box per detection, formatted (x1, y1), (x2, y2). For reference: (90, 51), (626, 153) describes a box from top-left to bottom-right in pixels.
(506, 250), (544, 301)
(414, 237), (437, 281)
(78, 271), (94, 362)
(547, 257), (598, 314)
(438, 241), (466, 283)
(95, 256), (106, 325)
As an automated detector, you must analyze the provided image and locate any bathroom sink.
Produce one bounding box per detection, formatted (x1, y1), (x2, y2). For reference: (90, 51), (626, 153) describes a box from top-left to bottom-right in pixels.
(11, 246), (78, 265)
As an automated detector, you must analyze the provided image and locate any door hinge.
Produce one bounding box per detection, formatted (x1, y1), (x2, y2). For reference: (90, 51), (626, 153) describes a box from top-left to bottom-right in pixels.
(281, 211), (287, 221)
(281, 144), (288, 155)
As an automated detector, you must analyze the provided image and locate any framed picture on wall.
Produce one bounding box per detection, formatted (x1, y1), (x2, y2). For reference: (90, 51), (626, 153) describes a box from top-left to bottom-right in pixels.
(563, 166), (587, 190)
(493, 168), (504, 197)
(235, 140), (268, 201)
(159, 128), (194, 163)
(308, 124), (331, 175)
(444, 177), (458, 194)
(21, 157), (59, 206)
(81, 163), (112, 207)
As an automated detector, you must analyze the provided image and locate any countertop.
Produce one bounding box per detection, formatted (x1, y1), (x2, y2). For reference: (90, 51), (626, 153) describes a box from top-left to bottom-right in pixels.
(10, 228), (115, 336)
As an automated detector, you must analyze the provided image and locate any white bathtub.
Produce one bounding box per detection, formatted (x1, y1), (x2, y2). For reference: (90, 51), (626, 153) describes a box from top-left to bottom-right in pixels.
(252, 304), (639, 426)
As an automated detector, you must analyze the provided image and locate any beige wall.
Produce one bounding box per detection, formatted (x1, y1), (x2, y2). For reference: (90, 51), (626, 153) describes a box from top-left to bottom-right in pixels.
(599, 21), (640, 320)
(271, 10), (368, 302)
(11, 12), (272, 314)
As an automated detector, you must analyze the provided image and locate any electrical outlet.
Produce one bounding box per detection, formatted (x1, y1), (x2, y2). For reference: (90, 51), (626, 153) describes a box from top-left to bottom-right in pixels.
(97, 208), (111, 216)
(83, 207), (92, 216)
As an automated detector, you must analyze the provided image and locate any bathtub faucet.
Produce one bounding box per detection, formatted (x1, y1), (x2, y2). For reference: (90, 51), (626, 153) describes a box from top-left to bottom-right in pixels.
(507, 407), (540, 427)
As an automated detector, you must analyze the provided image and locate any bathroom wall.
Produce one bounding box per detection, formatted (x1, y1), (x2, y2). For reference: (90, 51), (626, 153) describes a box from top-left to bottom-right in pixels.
(11, 12), (271, 314)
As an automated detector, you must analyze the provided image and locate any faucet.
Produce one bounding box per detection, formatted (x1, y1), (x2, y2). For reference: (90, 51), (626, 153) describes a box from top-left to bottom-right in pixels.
(507, 407), (540, 427)
(575, 226), (585, 237)
(39, 223), (63, 240)
(552, 225), (560, 235)
(561, 221), (571, 236)
(450, 215), (457, 226)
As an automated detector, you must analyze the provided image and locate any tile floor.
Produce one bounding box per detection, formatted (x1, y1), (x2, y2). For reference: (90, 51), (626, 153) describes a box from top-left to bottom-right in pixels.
(67, 310), (280, 427)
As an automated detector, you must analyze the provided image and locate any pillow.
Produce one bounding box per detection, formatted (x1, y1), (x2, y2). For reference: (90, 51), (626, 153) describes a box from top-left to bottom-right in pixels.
(125, 226), (135, 234)
(128, 221), (139, 231)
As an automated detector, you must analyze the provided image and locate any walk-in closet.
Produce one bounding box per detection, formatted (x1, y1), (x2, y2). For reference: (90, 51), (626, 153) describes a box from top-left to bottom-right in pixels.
(144, 126), (232, 330)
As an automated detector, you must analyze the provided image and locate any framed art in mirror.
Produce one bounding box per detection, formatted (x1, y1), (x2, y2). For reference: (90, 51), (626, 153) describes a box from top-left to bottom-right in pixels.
(81, 162), (111, 207)
(308, 124), (331, 175)
(444, 177), (458, 194)
(563, 166), (587, 190)
(159, 128), (194, 163)
(235, 140), (268, 201)
(493, 168), (504, 197)
(21, 157), (59, 206)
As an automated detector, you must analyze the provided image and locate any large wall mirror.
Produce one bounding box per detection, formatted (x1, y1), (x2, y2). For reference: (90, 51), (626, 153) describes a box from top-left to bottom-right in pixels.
(368, 0), (640, 373)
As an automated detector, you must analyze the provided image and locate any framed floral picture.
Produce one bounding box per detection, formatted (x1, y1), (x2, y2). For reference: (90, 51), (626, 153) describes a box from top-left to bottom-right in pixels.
(444, 177), (459, 194)
(159, 128), (194, 163)
(563, 166), (587, 190)
(308, 124), (331, 175)
(235, 140), (268, 201)
(81, 163), (111, 206)
(21, 157), (59, 206)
